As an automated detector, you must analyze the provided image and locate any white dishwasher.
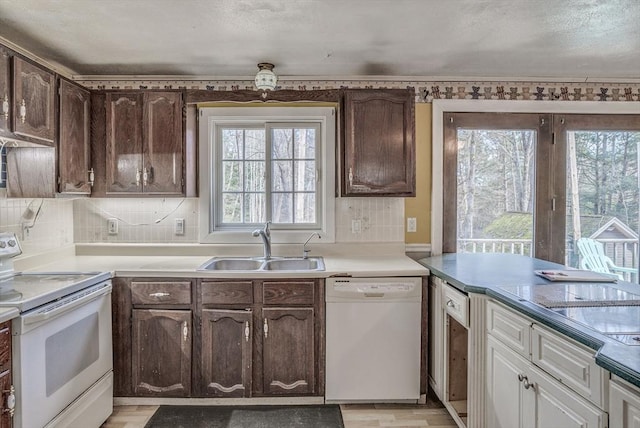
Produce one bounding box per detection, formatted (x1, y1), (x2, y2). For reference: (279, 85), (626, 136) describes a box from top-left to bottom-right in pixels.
(325, 277), (422, 402)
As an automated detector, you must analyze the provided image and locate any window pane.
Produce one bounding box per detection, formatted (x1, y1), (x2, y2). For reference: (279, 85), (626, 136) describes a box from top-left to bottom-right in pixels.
(272, 193), (293, 223)
(222, 129), (244, 160)
(222, 161), (242, 191)
(457, 129), (535, 256)
(566, 130), (639, 284)
(294, 128), (316, 159)
(272, 128), (293, 159)
(222, 193), (242, 223)
(245, 130), (265, 160)
(245, 161), (265, 192)
(294, 193), (316, 223)
(244, 193), (266, 223)
(295, 160), (316, 191)
(272, 161), (293, 191)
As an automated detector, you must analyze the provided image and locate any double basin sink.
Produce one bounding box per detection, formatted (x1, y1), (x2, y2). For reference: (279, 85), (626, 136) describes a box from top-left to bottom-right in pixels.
(198, 256), (325, 272)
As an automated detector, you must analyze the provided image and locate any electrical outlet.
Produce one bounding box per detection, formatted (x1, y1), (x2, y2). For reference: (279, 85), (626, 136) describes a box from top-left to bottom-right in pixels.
(107, 218), (118, 235)
(407, 217), (417, 233)
(175, 218), (185, 235)
(351, 219), (362, 233)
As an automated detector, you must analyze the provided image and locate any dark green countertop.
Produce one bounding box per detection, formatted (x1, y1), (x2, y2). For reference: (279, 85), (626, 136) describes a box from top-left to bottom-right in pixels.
(419, 253), (640, 389)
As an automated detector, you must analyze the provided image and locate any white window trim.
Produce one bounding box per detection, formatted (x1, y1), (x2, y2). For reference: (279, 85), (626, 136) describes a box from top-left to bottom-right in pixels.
(431, 100), (640, 256)
(199, 107), (336, 244)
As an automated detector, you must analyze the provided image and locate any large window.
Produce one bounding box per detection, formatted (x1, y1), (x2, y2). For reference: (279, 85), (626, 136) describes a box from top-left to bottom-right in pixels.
(436, 105), (639, 284)
(199, 107), (335, 244)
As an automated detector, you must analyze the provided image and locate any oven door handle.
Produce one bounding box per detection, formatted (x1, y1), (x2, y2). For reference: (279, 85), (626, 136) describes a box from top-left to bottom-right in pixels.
(22, 285), (112, 326)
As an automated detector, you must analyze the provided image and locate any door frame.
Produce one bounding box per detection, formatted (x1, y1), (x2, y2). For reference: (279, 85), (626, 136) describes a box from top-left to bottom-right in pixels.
(431, 100), (640, 256)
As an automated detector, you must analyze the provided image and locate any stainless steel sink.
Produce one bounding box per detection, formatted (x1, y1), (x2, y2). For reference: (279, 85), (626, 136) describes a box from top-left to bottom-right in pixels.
(199, 258), (264, 271)
(198, 256), (325, 272)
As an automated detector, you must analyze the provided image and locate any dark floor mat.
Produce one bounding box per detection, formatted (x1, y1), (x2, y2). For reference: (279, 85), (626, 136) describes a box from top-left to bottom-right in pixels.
(144, 405), (344, 428)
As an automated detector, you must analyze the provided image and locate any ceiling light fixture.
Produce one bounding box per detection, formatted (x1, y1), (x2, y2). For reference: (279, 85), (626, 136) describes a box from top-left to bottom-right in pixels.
(254, 63), (278, 91)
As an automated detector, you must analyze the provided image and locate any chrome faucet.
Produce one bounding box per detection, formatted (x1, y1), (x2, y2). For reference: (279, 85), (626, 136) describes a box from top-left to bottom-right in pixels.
(252, 222), (272, 259)
(302, 232), (321, 259)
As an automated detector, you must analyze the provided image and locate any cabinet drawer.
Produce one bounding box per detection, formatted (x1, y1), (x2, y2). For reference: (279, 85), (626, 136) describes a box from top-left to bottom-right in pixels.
(263, 281), (315, 305)
(442, 282), (469, 327)
(0, 321), (10, 373)
(487, 300), (531, 357)
(201, 281), (253, 305)
(531, 324), (607, 408)
(131, 281), (191, 305)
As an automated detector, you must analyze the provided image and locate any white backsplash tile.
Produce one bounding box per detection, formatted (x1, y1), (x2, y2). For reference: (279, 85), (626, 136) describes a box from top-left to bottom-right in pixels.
(0, 193), (74, 254)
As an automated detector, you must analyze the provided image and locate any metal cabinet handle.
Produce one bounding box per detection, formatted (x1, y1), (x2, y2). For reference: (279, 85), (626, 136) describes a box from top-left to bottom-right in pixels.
(523, 378), (535, 391)
(149, 292), (170, 298)
(245, 321), (250, 342)
(348, 167), (353, 186)
(182, 321), (188, 342)
(1, 94), (8, 120)
(19, 99), (26, 123)
(143, 167), (149, 186)
(135, 168), (141, 186)
(88, 168), (95, 187)
(446, 299), (456, 308)
(3, 385), (15, 417)
(517, 373), (525, 382)
(263, 318), (268, 339)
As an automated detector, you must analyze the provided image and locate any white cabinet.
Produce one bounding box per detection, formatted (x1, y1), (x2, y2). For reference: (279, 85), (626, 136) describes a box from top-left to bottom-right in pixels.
(610, 376), (640, 428)
(487, 335), (606, 428)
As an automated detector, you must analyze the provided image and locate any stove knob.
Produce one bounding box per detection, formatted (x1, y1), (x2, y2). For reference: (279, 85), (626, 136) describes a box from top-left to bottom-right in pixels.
(0, 242), (5, 248)
(7, 240), (16, 247)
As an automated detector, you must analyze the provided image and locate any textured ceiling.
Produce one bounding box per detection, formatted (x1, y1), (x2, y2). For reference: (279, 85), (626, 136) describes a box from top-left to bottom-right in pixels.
(0, 0), (639, 80)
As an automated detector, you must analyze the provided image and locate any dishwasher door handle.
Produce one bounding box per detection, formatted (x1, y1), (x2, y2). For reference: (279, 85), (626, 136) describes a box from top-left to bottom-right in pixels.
(364, 293), (385, 298)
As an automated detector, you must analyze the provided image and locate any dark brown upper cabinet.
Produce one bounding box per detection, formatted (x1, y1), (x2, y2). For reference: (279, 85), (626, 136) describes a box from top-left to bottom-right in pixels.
(58, 79), (91, 194)
(342, 88), (415, 196)
(0, 47), (10, 137)
(12, 57), (56, 145)
(102, 91), (184, 196)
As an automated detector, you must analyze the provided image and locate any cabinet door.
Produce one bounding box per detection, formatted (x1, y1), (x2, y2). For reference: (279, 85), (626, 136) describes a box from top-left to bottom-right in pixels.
(262, 307), (315, 395)
(143, 92), (183, 195)
(12, 57), (55, 144)
(529, 362), (606, 428)
(106, 92), (143, 193)
(59, 79), (91, 194)
(342, 89), (415, 196)
(200, 309), (252, 397)
(132, 309), (191, 397)
(486, 335), (529, 428)
(610, 378), (640, 428)
(0, 47), (10, 135)
(0, 369), (11, 428)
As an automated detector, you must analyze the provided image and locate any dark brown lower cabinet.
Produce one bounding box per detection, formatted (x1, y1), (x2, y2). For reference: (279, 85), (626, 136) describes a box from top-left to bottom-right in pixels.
(262, 307), (315, 395)
(113, 277), (323, 398)
(0, 321), (12, 428)
(131, 309), (192, 397)
(200, 309), (252, 397)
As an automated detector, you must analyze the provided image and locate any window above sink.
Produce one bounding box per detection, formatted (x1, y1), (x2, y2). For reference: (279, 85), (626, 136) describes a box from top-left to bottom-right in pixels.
(198, 107), (336, 245)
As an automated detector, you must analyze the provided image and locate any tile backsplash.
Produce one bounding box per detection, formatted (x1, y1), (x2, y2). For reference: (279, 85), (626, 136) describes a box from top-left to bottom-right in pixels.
(73, 197), (404, 244)
(0, 193), (404, 253)
(0, 193), (74, 254)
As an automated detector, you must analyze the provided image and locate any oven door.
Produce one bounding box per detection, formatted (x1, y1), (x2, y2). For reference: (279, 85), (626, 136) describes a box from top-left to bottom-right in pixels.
(12, 281), (113, 428)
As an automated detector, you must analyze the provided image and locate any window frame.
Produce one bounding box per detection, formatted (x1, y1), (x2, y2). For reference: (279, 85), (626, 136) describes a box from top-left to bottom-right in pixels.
(199, 106), (336, 244)
(432, 100), (640, 258)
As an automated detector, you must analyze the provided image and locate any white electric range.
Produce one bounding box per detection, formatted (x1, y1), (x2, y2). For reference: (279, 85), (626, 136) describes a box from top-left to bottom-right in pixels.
(0, 232), (113, 428)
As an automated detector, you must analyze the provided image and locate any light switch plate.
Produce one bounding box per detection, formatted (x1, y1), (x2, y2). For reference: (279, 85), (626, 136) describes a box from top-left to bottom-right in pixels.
(407, 217), (417, 233)
(175, 218), (185, 235)
(107, 218), (118, 235)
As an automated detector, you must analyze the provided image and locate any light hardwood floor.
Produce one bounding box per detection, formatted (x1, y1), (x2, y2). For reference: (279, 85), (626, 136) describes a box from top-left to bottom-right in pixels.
(102, 402), (458, 428)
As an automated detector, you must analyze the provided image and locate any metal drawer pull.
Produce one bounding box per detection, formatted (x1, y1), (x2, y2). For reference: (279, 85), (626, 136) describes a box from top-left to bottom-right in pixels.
(88, 168), (95, 186)
(446, 299), (456, 308)
(523, 378), (535, 390)
(149, 292), (170, 298)
(348, 168), (353, 186)
(19, 99), (26, 123)
(136, 168), (141, 186)
(264, 318), (268, 339)
(1, 94), (8, 120)
(3, 385), (15, 417)
(143, 167), (149, 186)
(517, 373), (525, 382)
(245, 321), (250, 342)
(182, 321), (188, 342)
